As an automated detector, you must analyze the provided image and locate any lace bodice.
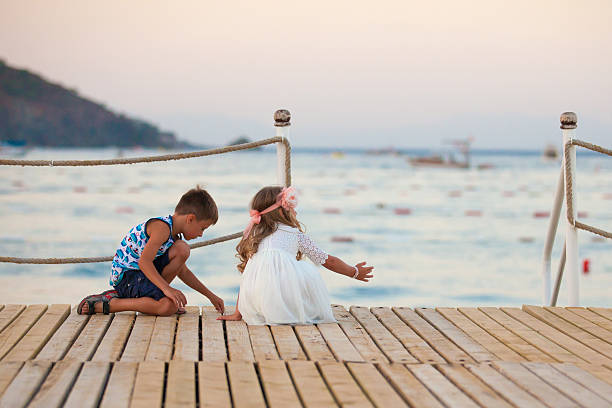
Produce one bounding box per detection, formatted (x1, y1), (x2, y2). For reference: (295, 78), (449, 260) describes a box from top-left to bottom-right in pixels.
(257, 224), (329, 265)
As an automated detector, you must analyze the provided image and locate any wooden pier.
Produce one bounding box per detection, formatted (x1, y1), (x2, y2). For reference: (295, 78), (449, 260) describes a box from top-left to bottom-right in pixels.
(0, 304), (611, 407)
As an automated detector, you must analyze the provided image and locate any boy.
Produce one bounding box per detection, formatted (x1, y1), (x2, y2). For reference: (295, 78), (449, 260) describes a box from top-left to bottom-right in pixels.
(78, 186), (225, 316)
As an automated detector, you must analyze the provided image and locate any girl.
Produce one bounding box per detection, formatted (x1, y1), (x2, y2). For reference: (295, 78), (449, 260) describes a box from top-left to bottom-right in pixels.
(218, 186), (374, 325)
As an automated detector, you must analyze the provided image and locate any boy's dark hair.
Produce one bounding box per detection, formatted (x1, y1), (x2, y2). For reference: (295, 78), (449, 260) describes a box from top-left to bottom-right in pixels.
(175, 186), (218, 224)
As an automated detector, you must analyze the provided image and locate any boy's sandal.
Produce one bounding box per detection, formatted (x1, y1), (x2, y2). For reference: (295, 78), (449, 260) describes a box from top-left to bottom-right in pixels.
(77, 290), (118, 315)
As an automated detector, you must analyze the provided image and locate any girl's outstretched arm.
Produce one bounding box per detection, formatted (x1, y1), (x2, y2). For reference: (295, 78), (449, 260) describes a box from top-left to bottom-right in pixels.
(323, 256), (374, 282)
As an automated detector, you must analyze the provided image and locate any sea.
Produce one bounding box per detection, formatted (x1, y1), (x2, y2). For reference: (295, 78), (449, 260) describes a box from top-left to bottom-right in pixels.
(0, 146), (610, 308)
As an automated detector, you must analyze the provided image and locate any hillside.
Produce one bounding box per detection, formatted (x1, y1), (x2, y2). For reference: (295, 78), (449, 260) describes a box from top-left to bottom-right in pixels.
(0, 60), (184, 147)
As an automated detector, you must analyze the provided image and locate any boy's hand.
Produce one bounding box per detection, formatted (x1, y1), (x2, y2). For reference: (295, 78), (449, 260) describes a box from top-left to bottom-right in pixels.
(207, 293), (225, 314)
(217, 311), (242, 321)
(164, 287), (187, 308)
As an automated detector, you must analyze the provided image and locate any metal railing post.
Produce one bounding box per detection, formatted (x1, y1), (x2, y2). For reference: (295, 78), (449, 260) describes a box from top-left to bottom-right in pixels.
(274, 109), (291, 187)
(541, 165), (564, 304)
(561, 112), (579, 306)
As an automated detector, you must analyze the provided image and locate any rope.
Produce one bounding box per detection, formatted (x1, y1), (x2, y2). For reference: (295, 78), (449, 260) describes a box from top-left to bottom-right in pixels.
(0, 136), (292, 264)
(0, 232), (243, 264)
(564, 139), (612, 239)
(0, 137), (287, 167)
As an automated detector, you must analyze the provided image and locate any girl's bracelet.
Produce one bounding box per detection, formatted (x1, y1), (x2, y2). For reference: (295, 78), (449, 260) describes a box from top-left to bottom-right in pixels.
(352, 266), (359, 279)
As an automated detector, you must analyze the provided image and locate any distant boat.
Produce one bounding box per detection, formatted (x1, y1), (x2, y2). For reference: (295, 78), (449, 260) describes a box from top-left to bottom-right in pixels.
(408, 138), (472, 169)
(542, 144), (560, 161)
(0, 140), (28, 157)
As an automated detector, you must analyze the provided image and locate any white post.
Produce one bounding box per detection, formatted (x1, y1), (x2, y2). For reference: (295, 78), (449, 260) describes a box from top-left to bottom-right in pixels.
(561, 112), (579, 306)
(274, 109), (291, 187)
(541, 165), (564, 304)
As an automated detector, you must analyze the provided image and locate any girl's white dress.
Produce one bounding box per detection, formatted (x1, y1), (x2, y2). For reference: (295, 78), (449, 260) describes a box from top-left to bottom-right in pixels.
(238, 224), (336, 325)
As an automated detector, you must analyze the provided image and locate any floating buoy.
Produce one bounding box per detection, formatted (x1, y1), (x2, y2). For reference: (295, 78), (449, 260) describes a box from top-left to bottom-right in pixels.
(577, 211), (588, 218)
(115, 206), (134, 214)
(519, 237), (535, 243)
(533, 211), (550, 218)
(465, 210), (482, 217)
(331, 236), (353, 243)
(394, 208), (412, 215)
(477, 163), (495, 170)
(323, 208), (341, 214)
(74, 186), (87, 193)
(582, 259), (590, 274)
(448, 190), (462, 197)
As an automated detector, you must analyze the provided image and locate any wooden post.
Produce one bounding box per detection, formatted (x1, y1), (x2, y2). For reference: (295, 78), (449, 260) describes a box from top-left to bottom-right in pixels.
(274, 109), (291, 187)
(561, 112), (579, 306)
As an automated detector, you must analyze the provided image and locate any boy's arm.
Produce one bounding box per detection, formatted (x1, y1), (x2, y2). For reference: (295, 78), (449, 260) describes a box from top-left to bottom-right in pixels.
(178, 267), (224, 313)
(322, 255), (374, 282)
(139, 221), (187, 308)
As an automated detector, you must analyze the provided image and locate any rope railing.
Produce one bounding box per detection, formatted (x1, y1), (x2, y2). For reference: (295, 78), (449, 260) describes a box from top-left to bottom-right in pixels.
(564, 139), (612, 239)
(1, 124), (292, 264)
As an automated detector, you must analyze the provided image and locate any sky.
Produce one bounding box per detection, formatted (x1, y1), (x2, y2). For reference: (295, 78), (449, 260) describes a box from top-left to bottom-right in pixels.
(1, 0), (611, 149)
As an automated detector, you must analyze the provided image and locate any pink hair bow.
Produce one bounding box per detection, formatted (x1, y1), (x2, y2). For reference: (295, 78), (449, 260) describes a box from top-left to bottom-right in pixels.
(243, 187), (298, 238)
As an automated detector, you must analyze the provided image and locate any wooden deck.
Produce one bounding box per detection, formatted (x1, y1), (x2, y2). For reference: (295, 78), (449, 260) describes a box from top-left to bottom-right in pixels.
(0, 304), (611, 407)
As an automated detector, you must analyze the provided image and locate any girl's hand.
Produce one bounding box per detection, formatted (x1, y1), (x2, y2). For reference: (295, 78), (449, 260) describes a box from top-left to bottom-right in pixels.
(217, 311), (242, 321)
(354, 261), (374, 282)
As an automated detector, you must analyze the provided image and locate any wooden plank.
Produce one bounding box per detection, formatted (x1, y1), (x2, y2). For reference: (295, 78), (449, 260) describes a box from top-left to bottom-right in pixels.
(227, 361), (266, 408)
(436, 363), (513, 408)
(348, 362), (408, 407)
(294, 325), (335, 361)
(0, 304), (47, 360)
(407, 364), (479, 408)
(36, 308), (89, 361)
(63, 361), (110, 408)
(92, 312), (135, 362)
(120, 314), (155, 361)
(371, 307), (445, 364)
(317, 323), (364, 362)
(0, 361), (23, 398)
(524, 305), (612, 358)
(503, 307), (612, 365)
(270, 325), (306, 361)
(478, 307), (585, 364)
(332, 305), (388, 363)
(2, 304), (70, 361)
(566, 307), (612, 334)
(491, 361), (578, 408)
(258, 360), (301, 408)
(437, 307), (525, 362)
(523, 362), (611, 408)
(130, 361), (165, 408)
(0, 360), (51, 408)
(551, 363), (612, 403)
(173, 306), (199, 361)
(0, 305), (26, 334)
(248, 325), (279, 361)
(416, 308), (496, 363)
(350, 306), (418, 363)
(552, 308), (612, 344)
(393, 307), (475, 364)
(146, 315), (177, 361)
(226, 319), (255, 361)
(99, 361), (138, 408)
(464, 363), (548, 408)
(376, 363), (442, 408)
(202, 306), (227, 362)
(165, 360), (196, 408)
(28, 359), (82, 408)
(318, 361), (373, 407)
(589, 307), (612, 322)
(459, 307), (555, 362)
(63, 314), (112, 361)
(198, 362), (231, 408)
(574, 363), (612, 385)
(288, 360), (337, 407)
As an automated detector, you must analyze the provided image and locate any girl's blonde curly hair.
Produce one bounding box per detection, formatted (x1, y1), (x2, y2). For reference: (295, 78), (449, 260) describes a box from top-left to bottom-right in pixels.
(236, 186), (303, 273)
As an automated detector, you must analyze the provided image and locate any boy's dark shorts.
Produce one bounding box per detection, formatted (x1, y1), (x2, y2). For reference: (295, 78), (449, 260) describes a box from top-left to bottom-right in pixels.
(114, 251), (171, 301)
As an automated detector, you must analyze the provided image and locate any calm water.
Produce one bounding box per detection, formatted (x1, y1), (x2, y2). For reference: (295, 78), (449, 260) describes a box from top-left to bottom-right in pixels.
(0, 147), (610, 308)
